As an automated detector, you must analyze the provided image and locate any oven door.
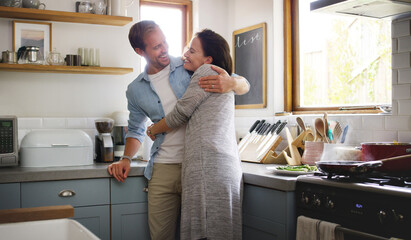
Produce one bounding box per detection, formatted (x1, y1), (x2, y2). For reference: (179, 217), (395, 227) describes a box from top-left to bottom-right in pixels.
(296, 215), (393, 240)
(295, 180), (411, 240)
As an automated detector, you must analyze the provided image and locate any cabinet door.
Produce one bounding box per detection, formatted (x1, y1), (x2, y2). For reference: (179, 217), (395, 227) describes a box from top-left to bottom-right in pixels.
(242, 184), (296, 240)
(111, 177), (148, 204)
(0, 183), (20, 210)
(111, 202), (150, 240)
(74, 205), (110, 240)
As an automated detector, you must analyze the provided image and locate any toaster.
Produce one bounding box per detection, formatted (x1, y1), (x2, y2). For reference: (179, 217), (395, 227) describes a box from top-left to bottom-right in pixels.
(0, 116), (18, 167)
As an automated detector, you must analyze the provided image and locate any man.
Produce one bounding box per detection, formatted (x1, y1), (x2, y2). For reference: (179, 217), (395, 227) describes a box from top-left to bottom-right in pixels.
(108, 20), (249, 240)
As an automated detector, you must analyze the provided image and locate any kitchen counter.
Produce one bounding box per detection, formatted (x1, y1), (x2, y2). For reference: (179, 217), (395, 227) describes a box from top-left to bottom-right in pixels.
(0, 161), (297, 192)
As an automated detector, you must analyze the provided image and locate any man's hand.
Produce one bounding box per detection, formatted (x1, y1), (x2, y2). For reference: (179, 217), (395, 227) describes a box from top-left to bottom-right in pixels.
(199, 65), (235, 93)
(146, 124), (156, 141)
(107, 159), (131, 183)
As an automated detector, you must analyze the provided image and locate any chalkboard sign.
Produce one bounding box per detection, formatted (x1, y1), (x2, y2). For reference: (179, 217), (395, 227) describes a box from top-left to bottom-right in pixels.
(233, 23), (267, 109)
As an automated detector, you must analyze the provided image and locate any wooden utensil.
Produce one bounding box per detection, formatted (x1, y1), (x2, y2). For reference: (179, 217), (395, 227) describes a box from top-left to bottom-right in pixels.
(285, 127), (302, 165)
(332, 122), (342, 143)
(314, 118), (325, 142)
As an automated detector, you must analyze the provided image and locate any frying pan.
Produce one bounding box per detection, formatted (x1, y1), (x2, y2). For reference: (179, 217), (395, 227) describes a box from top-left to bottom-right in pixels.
(316, 154), (411, 176)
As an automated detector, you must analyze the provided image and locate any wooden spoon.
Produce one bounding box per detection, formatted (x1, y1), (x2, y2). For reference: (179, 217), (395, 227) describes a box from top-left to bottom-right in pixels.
(296, 117), (306, 131)
(323, 112), (330, 142)
(314, 118), (325, 142)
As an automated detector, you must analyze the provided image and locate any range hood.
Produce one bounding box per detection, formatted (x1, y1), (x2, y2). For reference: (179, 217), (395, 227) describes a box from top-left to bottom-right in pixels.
(311, 0), (411, 19)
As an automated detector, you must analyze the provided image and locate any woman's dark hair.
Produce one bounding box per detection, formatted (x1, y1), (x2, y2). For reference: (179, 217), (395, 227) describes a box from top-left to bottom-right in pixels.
(196, 29), (233, 75)
(129, 20), (159, 51)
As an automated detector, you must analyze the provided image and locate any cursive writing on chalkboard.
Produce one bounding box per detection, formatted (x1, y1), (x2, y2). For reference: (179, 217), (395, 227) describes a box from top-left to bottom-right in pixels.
(235, 32), (261, 48)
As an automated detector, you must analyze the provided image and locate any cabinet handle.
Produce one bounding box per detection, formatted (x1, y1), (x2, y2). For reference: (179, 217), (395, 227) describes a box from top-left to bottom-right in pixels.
(58, 189), (76, 197)
(143, 187), (148, 192)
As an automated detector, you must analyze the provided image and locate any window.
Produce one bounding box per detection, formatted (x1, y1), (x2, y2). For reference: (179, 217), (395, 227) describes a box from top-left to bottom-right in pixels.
(139, 0), (192, 68)
(284, 0), (391, 113)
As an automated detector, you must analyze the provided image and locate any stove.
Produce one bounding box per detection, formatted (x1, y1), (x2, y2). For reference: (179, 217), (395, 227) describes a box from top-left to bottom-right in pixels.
(296, 173), (411, 239)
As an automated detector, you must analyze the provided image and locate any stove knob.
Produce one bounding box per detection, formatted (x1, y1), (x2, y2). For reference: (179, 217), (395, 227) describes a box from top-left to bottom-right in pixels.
(301, 192), (310, 205)
(391, 210), (404, 223)
(313, 195), (321, 207)
(377, 210), (387, 224)
(326, 198), (335, 209)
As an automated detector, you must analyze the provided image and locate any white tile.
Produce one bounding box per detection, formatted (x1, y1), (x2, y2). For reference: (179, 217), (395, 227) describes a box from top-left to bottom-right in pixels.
(17, 129), (31, 147)
(18, 118), (43, 129)
(43, 118), (66, 129)
(344, 129), (372, 145)
(392, 100), (398, 116)
(67, 118), (88, 129)
(392, 19), (410, 38)
(398, 131), (411, 142)
(392, 38), (398, 54)
(341, 115), (363, 130)
(385, 116), (411, 130)
(392, 84), (411, 100)
(398, 100), (411, 115)
(392, 69), (399, 85)
(361, 116), (384, 130)
(392, 52), (411, 69)
(398, 69), (411, 84)
(372, 130), (398, 142)
(398, 36), (411, 52)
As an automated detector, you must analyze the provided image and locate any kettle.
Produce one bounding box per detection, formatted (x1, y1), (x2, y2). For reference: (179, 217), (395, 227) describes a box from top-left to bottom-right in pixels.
(17, 46), (42, 64)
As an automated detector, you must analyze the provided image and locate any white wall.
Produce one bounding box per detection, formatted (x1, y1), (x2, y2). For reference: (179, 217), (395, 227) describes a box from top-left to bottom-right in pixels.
(0, 0), (141, 118)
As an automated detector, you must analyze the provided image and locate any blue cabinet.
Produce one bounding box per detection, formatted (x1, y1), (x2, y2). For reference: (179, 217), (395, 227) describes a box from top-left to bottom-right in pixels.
(0, 183), (20, 210)
(242, 184), (296, 240)
(21, 179), (110, 240)
(111, 177), (150, 240)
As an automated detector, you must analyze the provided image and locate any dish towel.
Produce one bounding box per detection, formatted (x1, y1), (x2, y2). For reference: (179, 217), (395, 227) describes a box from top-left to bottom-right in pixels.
(296, 216), (320, 240)
(296, 216), (344, 240)
(319, 220), (344, 240)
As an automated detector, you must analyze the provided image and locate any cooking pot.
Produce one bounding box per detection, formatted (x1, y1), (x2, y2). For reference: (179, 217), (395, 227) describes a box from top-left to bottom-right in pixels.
(361, 142), (411, 172)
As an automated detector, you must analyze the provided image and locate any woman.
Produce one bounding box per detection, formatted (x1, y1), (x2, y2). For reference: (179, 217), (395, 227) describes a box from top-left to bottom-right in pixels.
(147, 29), (242, 240)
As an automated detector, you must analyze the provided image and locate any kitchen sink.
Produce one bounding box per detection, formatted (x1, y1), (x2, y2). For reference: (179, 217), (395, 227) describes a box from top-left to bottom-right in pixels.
(0, 219), (99, 240)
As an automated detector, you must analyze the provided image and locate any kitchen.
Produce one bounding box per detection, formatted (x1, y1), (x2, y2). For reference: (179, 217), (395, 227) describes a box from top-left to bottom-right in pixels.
(0, 0), (411, 239)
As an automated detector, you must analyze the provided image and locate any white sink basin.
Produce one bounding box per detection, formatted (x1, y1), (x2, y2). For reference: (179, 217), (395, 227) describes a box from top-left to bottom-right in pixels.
(0, 219), (99, 240)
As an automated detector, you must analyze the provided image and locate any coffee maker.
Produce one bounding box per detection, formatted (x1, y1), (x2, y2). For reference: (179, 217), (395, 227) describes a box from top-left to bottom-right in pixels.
(95, 118), (114, 162)
(111, 111), (129, 160)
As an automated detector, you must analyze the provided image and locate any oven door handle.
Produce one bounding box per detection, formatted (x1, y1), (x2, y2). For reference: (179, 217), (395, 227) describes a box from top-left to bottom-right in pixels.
(336, 226), (391, 240)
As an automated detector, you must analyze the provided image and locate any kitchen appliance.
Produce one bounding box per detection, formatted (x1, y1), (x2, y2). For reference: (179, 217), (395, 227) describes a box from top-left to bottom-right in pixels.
(111, 111), (128, 160)
(94, 118), (114, 163)
(20, 129), (93, 167)
(311, 0), (411, 19)
(0, 116), (18, 167)
(296, 172), (411, 239)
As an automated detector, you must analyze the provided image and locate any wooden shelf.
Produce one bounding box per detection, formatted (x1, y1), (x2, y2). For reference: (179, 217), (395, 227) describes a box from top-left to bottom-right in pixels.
(0, 63), (133, 75)
(0, 6), (133, 26)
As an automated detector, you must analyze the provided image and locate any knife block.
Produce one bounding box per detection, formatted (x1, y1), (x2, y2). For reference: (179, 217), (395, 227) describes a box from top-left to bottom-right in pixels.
(262, 129), (314, 165)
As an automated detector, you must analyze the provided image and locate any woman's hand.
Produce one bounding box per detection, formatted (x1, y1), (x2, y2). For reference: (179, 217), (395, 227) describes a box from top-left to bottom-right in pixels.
(198, 65), (234, 93)
(147, 124), (156, 140)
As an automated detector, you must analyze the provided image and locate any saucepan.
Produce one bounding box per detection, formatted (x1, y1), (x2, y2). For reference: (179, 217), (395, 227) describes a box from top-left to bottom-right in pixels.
(361, 142), (411, 172)
(316, 154), (411, 176)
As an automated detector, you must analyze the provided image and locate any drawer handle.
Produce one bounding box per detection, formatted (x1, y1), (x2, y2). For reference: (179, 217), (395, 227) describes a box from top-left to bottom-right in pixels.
(143, 187), (148, 193)
(58, 189), (76, 197)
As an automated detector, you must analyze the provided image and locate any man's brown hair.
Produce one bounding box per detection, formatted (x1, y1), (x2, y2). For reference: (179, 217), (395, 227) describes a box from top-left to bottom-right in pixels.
(128, 20), (159, 51)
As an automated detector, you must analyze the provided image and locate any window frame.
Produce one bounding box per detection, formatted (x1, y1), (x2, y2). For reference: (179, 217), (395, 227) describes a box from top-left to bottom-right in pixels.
(139, 0), (193, 52)
(283, 0), (383, 115)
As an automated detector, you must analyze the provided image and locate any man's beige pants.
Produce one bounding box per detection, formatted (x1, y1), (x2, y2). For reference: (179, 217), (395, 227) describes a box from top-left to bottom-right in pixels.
(148, 163), (182, 240)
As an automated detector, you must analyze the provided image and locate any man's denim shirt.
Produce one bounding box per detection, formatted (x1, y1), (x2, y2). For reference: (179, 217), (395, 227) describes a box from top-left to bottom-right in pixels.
(125, 56), (192, 180)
